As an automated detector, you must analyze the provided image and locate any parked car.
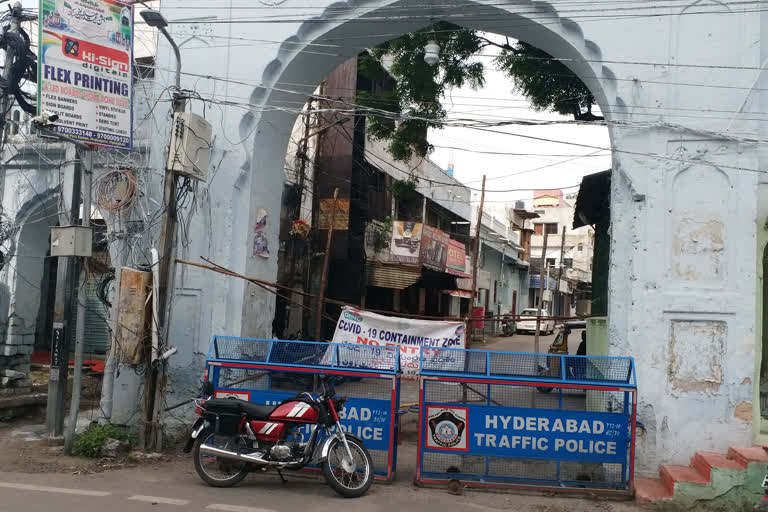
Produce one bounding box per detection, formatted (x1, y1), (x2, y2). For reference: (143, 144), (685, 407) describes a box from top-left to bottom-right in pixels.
(515, 308), (555, 335)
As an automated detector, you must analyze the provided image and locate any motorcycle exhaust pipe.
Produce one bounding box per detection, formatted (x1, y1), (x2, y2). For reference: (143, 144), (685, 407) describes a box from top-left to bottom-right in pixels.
(199, 444), (272, 465)
(199, 444), (302, 468)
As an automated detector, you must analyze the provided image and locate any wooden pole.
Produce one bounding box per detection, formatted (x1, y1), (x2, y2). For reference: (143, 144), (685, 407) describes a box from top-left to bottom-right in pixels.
(469, 175), (486, 347)
(315, 187), (339, 340)
(557, 225), (566, 316)
(534, 232), (549, 355)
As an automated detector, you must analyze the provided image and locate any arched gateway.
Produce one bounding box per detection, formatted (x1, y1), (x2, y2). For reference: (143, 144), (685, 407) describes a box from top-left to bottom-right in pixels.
(147, 0), (765, 475)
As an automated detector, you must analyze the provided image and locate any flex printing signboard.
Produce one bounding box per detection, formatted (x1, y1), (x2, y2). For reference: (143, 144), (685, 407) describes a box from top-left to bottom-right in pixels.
(39, 0), (133, 149)
(390, 221), (422, 264)
(331, 307), (466, 378)
(420, 225), (449, 271)
(423, 404), (628, 464)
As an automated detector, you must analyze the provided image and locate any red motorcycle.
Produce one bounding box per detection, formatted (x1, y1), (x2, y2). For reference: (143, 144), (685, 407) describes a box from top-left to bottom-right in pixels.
(183, 376), (374, 498)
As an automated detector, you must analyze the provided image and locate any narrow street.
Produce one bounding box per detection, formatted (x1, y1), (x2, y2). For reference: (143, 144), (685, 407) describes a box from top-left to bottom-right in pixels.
(0, 461), (641, 512)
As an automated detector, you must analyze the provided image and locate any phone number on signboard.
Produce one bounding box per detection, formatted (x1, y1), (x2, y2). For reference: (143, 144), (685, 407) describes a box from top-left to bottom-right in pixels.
(56, 126), (130, 144)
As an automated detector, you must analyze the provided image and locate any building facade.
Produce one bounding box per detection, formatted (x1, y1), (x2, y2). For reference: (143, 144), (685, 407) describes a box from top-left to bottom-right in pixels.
(528, 190), (594, 317)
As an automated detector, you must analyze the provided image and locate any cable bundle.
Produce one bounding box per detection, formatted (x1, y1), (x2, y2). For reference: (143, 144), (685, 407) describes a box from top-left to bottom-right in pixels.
(94, 168), (139, 213)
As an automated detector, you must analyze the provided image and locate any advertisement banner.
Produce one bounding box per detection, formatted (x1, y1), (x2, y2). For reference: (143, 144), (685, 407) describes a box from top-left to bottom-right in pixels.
(446, 239), (467, 275)
(423, 404), (629, 464)
(472, 307), (485, 328)
(390, 221), (422, 264)
(318, 198), (350, 230)
(420, 225), (449, 270)
(331, 307), (466, 378)
(39, 0), (133, 149)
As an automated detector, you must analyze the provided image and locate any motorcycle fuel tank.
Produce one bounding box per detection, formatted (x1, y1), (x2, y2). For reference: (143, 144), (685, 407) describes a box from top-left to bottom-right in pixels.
(250, 421), (287, 442)
(269, 401), (319, 424)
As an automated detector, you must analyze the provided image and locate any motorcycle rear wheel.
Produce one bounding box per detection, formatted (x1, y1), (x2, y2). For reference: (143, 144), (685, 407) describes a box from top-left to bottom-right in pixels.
(193, 432), (250, 487)
(322, 436), (374, 498)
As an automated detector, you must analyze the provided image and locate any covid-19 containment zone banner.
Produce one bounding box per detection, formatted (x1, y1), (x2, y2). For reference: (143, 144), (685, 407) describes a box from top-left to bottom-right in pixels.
(39, 0), (133, 149)
(331, 307), (466, 378)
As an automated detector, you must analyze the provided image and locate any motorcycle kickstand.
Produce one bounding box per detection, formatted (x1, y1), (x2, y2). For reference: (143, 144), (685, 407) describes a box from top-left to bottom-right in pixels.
(276, 469), (287, 484)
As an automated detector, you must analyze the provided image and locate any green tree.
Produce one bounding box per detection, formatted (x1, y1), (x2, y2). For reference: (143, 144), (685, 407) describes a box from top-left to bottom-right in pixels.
(356, 24), (601, 162)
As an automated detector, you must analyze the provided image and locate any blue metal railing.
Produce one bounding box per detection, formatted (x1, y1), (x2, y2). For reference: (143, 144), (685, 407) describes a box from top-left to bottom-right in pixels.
(207, 336), (400, 375)
(419, 346), (636, 388)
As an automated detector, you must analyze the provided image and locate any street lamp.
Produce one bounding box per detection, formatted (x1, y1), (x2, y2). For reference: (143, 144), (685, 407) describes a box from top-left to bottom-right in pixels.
(424, 40), (440, 66)
(140, 9), (181, 93)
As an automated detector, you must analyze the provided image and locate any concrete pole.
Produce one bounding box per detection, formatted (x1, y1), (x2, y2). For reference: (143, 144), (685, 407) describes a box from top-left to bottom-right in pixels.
(534, 232), (549, 355)
(64, 149), (92, 454)
(46, 155), (83, 439)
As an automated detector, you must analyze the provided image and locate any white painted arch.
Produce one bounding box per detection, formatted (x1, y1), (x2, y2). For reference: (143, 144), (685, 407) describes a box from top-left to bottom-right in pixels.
(150, 0), (764, 475)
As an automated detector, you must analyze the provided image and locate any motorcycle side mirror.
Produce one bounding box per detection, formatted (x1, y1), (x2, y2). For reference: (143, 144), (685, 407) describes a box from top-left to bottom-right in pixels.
(202, 380), (214, 397)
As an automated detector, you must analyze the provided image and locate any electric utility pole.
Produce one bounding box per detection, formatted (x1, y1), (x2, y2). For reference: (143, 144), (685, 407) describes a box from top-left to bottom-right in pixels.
(63, 149), (92, 454)
(469, 175), (486, 347)
(138, 9), (183, 452)
(556, 225), (566, 316)
(46, 145), (90, 439)
(0, 2), (22, 153)
(534, 232), (549, 355)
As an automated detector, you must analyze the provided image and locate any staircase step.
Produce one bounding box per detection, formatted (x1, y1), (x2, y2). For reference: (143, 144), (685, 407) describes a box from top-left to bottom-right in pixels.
(635, 477), (673, 504)
(692, 451), (747, 479)
(728, 446), (768, 467)
(660, 465), (709, 493)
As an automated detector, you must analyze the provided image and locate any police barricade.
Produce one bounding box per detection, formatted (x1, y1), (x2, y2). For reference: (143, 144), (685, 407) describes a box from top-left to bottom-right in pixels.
(205, 336), (401, 481)
(416, 347), (637, 492)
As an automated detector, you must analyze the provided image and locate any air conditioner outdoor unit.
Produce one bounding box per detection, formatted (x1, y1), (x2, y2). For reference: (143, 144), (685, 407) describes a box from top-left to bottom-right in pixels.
(167, 112), (212, 181)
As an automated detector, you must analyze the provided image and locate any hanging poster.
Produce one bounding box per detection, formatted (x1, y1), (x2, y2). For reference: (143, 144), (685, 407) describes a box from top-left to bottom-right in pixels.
(318, 198), (350, 230)
(390, 221), (422, 264)
(420, 225), (449, 271)
(330, 307), (466, 378)
(252, 209), (269, 258)
(39, 0), (134, 149)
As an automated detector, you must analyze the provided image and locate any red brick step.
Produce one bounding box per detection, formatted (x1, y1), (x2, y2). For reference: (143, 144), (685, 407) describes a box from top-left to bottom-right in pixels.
(635, 477), (672, 504)
(660, 464), (709, 494)
(727, 446), (768, 467)
(692, 451), (747, 480)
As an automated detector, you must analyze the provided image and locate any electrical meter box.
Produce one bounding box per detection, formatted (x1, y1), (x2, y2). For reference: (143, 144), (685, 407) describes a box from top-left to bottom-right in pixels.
(50, 226), (92, 257)
(167, 111), (212, 181)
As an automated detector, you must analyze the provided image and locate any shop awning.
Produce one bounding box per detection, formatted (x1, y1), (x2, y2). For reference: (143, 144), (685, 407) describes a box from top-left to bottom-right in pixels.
(366, 262), (422, 290)
(443, 289), (473, 299)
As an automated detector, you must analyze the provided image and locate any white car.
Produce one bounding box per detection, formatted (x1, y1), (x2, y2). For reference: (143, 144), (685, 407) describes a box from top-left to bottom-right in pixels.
(515, 308), (555, 334)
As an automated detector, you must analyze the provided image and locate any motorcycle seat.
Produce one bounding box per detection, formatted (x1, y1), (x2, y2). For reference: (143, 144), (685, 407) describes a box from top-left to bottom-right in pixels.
(204, 398), (276, 420)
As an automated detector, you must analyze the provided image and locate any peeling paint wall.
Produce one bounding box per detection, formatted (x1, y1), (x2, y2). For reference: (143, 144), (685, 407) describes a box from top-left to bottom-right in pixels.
(147, 0), (764, 468)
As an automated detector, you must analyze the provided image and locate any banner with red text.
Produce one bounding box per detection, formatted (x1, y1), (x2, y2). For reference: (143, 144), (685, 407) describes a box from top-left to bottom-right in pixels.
(331, 307), (466, 378)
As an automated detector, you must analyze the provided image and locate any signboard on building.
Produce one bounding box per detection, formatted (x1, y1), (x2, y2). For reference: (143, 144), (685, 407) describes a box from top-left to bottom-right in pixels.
(420, 225), (449, 270)
(318, 198), (350, 230)
(39, 0), (134, 149)
(390, 221), (422, 264)
(446, 239), (467, 275)
(331, 307), (466, 378)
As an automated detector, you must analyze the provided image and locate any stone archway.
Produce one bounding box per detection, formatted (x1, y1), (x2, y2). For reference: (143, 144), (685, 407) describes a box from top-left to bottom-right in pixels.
(0, 188), (60, 374)
(153, 0), (762, 474)
(233, 0), (624, 338)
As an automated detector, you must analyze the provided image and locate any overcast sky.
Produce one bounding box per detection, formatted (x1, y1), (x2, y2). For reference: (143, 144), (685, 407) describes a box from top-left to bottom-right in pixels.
(427, 42), (612, 218)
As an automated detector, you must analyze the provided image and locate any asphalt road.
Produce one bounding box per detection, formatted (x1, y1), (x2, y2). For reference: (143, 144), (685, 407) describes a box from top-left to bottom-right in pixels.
(0, 462), (640, 512)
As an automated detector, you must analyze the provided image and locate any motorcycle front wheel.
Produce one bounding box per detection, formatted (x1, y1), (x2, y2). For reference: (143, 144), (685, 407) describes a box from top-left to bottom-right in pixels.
(193, 432), (250, 487)
(322, 436), (374, 498)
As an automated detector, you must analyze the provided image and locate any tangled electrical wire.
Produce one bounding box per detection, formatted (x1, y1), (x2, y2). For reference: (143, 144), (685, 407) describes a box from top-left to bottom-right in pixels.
(0, 4), (38, 120)
(94, 168), (139, 213)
